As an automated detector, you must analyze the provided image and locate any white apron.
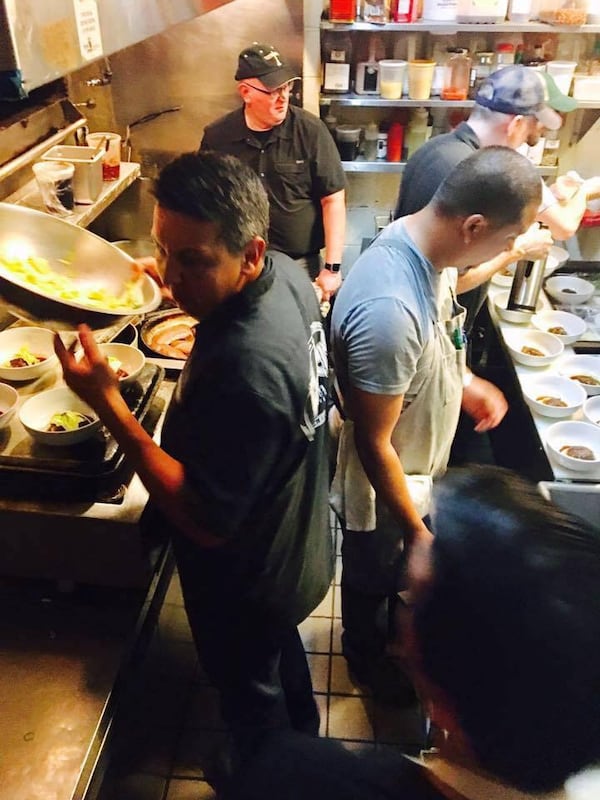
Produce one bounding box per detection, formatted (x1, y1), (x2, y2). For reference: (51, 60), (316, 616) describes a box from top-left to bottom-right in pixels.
(330, 269), (466, 531)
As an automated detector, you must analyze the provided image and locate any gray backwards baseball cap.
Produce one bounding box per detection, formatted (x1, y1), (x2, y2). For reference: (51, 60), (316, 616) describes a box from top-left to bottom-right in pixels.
(235, 43), (300, 89)
(475, 65), (577, 130)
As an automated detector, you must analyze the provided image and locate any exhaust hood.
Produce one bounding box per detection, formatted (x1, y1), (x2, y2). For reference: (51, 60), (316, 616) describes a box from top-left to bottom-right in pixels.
(0, 0), (232, 100)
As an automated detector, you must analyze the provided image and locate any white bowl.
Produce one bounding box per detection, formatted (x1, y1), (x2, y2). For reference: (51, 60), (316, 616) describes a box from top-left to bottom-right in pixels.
(522, 374), (586, 418)
(494, 290), (541, 323)
(491, 269), (516, 288)
(504, 329), (564, 367)
(544, 275), (595, 306)
(530, 310), (587, 346)
(545, 420), (600, 472)
(558, 355), (600, 396)
(0, 326), (58, 381)
(0, 382), (19, 429)
(97, 342), (145, 385)
(583, 395), (600, 427)
(19, 387), (101, 446)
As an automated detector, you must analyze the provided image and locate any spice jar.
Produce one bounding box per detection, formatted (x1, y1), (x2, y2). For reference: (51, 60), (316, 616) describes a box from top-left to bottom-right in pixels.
(541, 130), (561, 167)
(495, 43), (516, 69)
(471, 51), (494, 97)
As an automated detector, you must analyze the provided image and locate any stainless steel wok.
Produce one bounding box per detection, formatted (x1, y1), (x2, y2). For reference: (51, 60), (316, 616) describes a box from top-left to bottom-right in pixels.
(0, 203), (161, 330)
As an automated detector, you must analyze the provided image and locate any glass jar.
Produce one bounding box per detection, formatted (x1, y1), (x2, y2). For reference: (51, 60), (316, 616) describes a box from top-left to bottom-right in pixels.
(539, 1), (587, 26)
(441, 48), (471, 101)
(471, 51), (495, 97)
(541, 130), (561, 167)
(362, 0), (390, 23)
(495, 42), (516, 69)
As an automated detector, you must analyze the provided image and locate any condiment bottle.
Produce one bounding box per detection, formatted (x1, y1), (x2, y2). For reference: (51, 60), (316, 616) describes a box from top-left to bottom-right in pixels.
(364, 121), (379, 160)
(387, 122), (404, 162)
(376, 128), (388, 159)
(441, 48), (471, 101)
(392, 0), (420, 21)
(329, 0), (356, 22)
(405, 107), (429, 159)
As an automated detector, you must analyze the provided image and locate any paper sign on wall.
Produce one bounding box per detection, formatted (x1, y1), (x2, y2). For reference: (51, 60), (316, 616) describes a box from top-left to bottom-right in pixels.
(73, 0), (103, 61)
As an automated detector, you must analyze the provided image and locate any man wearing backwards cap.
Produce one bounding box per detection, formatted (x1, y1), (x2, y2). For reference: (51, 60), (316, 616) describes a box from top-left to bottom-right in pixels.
(395, 65), (600, 331)
(201, 43), (346, 302)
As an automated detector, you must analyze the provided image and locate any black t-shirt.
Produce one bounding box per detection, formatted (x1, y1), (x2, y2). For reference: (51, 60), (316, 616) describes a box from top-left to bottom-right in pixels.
(201, 106), (346, 258)
(225, 731), (448, 800)
(159, 252), (333, 627)
(393, 123), (487, 333)
(394, 122), (480, 220)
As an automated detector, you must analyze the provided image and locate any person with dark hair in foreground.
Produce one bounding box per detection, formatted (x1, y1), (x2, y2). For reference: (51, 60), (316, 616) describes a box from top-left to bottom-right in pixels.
(54, 152), (333, 765)
(225, 466), (600, 799)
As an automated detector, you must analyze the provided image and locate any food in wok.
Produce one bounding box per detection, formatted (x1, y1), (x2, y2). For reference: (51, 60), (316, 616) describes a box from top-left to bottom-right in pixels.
(142, 312), (198, 359)
(0, 203), (161, 329)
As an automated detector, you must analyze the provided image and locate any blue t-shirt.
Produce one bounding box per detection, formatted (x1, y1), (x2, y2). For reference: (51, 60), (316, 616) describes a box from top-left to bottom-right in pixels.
(332, 220), (441, 403)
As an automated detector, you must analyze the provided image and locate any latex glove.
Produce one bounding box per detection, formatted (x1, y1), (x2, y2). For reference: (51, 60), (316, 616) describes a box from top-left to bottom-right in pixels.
(461, 375), (508, 433)
(550, 171), (586, 202)
(512, 224), (554, 261)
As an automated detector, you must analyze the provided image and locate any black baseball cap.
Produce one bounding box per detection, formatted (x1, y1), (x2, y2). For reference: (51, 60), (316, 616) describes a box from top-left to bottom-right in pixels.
(475, 65), (577, 130)
(235, 43), (300, 89)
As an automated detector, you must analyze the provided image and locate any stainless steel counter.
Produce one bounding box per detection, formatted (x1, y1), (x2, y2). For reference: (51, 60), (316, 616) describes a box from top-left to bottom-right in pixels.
(0, 544), (173, 800)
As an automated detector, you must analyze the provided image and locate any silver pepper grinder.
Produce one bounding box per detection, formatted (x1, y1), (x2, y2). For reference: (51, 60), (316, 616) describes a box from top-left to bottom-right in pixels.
(507, 255), (548, 313)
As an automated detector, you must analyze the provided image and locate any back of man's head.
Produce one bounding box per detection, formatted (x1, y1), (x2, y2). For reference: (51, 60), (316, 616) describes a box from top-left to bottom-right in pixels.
(153, 151), (269, 253)
(431, 146), (541, 229)
(415, 466), (600, 792)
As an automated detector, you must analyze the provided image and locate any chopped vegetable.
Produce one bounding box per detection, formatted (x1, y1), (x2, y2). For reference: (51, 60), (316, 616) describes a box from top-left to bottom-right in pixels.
(47, 410), (93, 432)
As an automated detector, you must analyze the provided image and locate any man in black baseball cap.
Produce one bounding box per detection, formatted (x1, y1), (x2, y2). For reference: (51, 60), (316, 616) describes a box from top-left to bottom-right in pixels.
(234, 43), (301, 88)
(201, 42), (346, 304)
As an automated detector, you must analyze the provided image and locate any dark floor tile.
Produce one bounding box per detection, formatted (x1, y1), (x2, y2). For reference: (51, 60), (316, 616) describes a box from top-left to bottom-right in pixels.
(171, 728), (228, 779)
(166, 778), (216, 799)
(183, 685), (227, 730)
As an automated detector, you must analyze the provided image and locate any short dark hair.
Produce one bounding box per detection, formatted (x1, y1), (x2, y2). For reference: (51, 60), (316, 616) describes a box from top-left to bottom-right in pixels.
(431, 146), (541, 229)
(153, 151), (269, 253)
(416, 466), (600, 792)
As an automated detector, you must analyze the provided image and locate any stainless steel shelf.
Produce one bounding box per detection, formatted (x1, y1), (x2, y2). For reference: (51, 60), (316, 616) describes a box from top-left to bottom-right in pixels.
(342, 158), (558, 175)
(321, 93), (475, 107)
(321, 93), (600, 109)
(321, 20), (600, 34)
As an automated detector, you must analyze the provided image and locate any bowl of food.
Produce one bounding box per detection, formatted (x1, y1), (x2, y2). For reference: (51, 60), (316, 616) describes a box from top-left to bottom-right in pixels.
(493, 291), (542, 324)
(545, 420), (600, 472)
(583, 395), (600, 427)
(530, 309), (587, 346)
(0, 326), (58, 381)
(0, 203), (161, 330)
(544, 275), (595, 306)
(97, 342), (145, 385)
(558, 355), (600, 396)
(491, 267), (516, 288)
(19, 386), (101, 446)
(0, 382), (19, 429)
(522, 374), (586, 419)
(504, 329), (564, 367)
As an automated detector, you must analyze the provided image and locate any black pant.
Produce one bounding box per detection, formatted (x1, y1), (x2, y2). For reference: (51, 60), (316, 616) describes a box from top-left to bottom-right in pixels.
(172, 533), (319, 757)
(340, 523), (405, 674)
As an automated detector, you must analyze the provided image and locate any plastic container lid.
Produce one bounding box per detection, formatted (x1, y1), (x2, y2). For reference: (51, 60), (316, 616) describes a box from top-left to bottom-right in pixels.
(336, 125), (361, 142)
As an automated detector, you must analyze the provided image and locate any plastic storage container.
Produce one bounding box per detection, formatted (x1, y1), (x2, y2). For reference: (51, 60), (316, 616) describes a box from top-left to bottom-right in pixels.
(363, 122), (379, 160)
(538, 1), (588, 26)
(329, 0), (356, 22)
(546, 61), (577, 95)
(379, 59), (408, 99)
(457, 0), (509, 23)
(42, 145), (103, 205)
(507, 0), (533, 21)
(422, 0), (458, 21)
(335, 126), (362, 161)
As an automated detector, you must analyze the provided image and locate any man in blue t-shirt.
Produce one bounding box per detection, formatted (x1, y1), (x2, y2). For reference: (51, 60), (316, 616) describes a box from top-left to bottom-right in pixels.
(330, 147), (540, 698)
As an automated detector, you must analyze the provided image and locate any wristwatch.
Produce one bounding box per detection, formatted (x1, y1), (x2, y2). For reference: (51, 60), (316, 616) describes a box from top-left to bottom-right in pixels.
(324, 262), (341, 273)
